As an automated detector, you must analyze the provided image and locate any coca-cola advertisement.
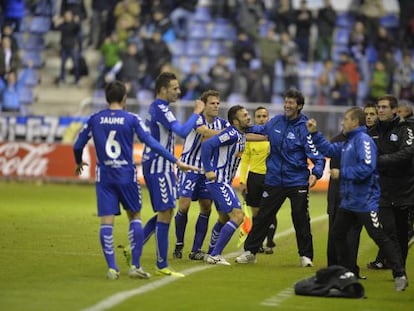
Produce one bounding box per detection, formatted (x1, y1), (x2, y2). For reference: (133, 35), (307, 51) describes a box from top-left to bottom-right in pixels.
(0, 142), (96, 180)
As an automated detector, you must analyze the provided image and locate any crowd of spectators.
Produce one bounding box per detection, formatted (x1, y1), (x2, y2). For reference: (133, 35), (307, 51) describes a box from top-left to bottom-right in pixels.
(86, 0), (414, 107)
(2, 0), (414, 113)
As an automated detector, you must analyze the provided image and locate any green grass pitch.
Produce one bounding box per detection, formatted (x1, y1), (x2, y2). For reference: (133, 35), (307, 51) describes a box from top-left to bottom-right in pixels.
(0, 181), (412, 311)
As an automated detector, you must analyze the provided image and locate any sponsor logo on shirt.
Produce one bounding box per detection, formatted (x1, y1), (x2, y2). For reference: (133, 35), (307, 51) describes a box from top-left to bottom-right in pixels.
(218, 133), (230, 143)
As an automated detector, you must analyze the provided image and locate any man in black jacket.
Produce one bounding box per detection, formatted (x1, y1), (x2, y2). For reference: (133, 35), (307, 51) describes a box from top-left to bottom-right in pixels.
(367, 95), (414, 271)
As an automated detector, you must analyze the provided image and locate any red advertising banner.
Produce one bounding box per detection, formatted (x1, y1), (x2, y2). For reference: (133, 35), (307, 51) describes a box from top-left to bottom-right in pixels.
(0, 142), (329, 191)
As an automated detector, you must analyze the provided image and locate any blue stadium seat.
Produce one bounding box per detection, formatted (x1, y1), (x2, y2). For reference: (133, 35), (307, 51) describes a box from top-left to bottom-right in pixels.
(193, 6), (212, 22)
(29, 16), (51, 34)
(336, 13), (354, 28)
(23, 51), (43, 68)
(23, 34), (45, 51)
(186, 40), (205, 56)
(380, 14), (399, 29)
(271, 94), (284, 104)
(366, 45), (378, 65)
(19, 87), (34, 105)
(210, 22), (236, 40)
(21, 69), (40, 87)
(273, 77), (285, 94)
(168, 39), (186, 56)
(334, 29), (350, 46)
(205, 40), (226, 57)
(188, 22), (209, 39)
(136, 89), (154, 102)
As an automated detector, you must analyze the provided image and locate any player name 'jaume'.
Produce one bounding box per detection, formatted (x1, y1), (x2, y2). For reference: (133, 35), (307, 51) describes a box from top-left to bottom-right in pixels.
(100, 117), (125, 125)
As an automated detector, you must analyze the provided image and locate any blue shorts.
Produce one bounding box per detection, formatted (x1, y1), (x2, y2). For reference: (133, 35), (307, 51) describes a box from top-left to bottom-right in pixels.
(205, 181), (241, 214)
(96, 181), (142, 217)
(178, 171), (213, 201)
(143, 166), (176, 212)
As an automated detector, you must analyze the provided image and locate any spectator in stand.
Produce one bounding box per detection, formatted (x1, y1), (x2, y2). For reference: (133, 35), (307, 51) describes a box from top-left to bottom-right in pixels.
(269, 0), (292, 34)
(236, 0), (266, 39)
(144, 30), (172, 87)
(60, 0), (87, 52)
(331, 71), (352, 106)
(393, 51), (414, 102)
(0, 60), (33, 114)
(169, 0), (197, 39)
(373, 26), (395, 62)
(258, 26), (281, 103)
(53, 10), (80, 86)
(233, 30), (256, 70)
(245, 59), (267, 103)
(208, 55), (233, 101)
(315, 0), (336, 62)
(337, 52), (360, 106)
(105, 42), (147, 98)
(96, 33), (124, 88)
(141, 9), (174, 43)
(368, 60), (389, 102)
(114, 0), (141, 45)
(3, 0), (25, 32)
(279, 31), (299, 90)
(89, 0), (113, 49)
(293, 0), (313, 62)
(181, 62), (207, 101)
(398, 0), (414, 49)
(0, 35), (20, 78)
(2, 25), (19, 52)
(348, 21), (367, 61)
(316, 59), (335, 106)
(359, 0), (384, 45)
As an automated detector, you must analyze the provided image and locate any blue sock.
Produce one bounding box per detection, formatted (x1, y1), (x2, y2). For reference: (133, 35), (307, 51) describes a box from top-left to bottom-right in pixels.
(211, 220), (239, 256)
(100, 224), (118, 271)
(143, 215), (157, 244)
(155, 221), (170, 269)
(207, 221), (224, 254)
(129, 219), (143, 268)
(192, 213), (209, 252)
(174, 210), (188, 247)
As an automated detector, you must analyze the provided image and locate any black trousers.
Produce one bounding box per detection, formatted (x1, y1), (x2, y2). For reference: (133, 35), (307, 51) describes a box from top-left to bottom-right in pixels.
(375, 206), (409, 267)
(332, 208), (405, 278)
(327, 210), (362, 271)
(245, 185), (313, 259)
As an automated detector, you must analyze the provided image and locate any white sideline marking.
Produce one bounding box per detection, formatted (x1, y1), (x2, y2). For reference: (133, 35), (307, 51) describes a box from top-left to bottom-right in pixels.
(260, 288), (295, 307)
(82, 214), (328, 311)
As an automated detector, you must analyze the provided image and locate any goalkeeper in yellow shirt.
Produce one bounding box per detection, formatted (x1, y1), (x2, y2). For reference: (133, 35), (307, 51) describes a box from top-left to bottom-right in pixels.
(239, 106), (276, 254)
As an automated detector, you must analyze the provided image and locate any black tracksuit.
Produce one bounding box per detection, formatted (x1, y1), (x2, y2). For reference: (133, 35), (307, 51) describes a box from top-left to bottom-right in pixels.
(369, 116), (414, 266)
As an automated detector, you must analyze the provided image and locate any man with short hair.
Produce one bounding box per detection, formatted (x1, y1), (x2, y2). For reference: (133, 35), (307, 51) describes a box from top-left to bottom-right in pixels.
(307, 107), (408, 291)
(73, 81), (196, 280)
(367, 95), (414, 271)
(236, 88), (325, 267)
(201, 105), (251, 265)
(142, 72), (204, 277)
(173, 90), (230, 260)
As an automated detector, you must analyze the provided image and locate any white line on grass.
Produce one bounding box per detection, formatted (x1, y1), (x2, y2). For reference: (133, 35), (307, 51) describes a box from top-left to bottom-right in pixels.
(260, 288), (295, 307)
(82, 214), (328, 311)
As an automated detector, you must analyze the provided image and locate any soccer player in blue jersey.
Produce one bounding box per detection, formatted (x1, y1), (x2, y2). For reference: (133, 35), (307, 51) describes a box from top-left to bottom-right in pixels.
(142, 72), (205, 277)
(73, 81), (196, 280)
(200, 105), (252, 265)
(173, 90), (230, 260)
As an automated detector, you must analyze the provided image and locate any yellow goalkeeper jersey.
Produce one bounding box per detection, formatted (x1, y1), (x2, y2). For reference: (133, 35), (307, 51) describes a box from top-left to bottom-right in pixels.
(239, 140), (270, 184)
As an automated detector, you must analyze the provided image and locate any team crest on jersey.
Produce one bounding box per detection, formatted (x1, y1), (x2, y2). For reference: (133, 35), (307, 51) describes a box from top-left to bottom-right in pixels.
(219, 133), (230, 143)
(389, 133), (398, 141)
(287, 132), (295, 139)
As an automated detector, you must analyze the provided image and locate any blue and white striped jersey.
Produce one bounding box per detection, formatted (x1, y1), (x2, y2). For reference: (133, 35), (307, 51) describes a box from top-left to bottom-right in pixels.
(200, 126), (245, 184)
(142, 98), (200, 174)
(73, 108), (176, 183)
(180, 114), (229, 171)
